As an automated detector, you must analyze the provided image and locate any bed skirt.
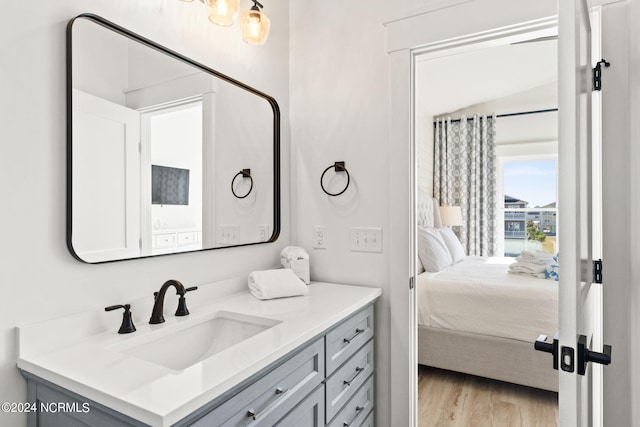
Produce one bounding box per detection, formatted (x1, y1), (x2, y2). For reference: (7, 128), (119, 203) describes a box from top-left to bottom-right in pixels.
(418, 325), (558, 392)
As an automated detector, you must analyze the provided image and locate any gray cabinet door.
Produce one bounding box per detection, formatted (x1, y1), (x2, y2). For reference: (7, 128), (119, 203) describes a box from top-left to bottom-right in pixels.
(274, 384), (324, 427)
(23, 372), (147, 427)
(191, 337), (324, 426)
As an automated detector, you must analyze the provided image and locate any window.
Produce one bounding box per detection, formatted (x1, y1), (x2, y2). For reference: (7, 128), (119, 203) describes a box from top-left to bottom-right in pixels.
(502, 159), (557, 257)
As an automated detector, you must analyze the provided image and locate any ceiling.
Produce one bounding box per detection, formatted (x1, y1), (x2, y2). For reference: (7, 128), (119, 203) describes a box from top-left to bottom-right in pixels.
(415, 39), (558, 117)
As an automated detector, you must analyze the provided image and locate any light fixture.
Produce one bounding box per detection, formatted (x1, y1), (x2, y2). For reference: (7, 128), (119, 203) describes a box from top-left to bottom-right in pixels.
(180, 0), (270, 45)
(240, 0), (271, 46)
(207, 0), (239, 27)
(439, 206), (463, 227)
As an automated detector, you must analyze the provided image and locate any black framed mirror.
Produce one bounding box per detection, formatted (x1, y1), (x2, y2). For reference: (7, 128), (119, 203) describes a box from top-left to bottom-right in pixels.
(66, 14), (280, 263)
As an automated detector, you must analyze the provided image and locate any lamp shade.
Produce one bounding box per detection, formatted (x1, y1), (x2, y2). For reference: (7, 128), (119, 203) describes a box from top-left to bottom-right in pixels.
(240, 6), (270, 45)
(439, 206), (463, 227)
(207, 0), (239, 26)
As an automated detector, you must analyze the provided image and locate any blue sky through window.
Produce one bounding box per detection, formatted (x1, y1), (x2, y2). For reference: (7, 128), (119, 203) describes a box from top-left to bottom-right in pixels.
(504, 159), (557, 208)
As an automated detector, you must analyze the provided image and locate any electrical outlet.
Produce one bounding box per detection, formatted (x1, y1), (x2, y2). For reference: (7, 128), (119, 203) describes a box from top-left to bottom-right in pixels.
(350, 227), (382, 253)
(313, 226), (327, 249)
(218, 225), (240, 245)
(257, 225), (270, 242)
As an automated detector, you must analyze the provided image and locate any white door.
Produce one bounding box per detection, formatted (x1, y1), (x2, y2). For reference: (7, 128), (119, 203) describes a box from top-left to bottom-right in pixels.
(71, 89), (141, 262)
(556, 1), (609, 425)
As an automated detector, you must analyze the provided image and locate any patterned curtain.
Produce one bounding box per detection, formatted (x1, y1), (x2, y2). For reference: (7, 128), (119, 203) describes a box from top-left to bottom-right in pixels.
(434, 114), (497, 256)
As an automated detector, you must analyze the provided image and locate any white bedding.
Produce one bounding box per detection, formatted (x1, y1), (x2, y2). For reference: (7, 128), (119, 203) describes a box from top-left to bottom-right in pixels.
(417, 256), (558, 343)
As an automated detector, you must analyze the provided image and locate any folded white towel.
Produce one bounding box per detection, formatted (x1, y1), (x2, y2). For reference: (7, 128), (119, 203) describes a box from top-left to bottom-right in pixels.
(509, 262), (547, 274)
(518, 250), (554, 260)
(514, 256), (552, 266)
(511, 257), (551, 270)
(508, 269), (546, 279)
(248, 269), (308, 300)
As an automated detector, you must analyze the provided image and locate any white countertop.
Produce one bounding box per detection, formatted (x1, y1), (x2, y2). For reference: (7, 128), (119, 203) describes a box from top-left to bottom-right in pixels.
(17, 282), (381, 426)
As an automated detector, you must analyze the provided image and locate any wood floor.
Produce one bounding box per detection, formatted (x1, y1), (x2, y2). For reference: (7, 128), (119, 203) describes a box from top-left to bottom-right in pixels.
(418, 365), (558, 427)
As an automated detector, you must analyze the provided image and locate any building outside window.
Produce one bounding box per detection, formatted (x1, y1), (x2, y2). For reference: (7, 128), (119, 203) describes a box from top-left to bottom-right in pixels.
(503, 159), (557, 257)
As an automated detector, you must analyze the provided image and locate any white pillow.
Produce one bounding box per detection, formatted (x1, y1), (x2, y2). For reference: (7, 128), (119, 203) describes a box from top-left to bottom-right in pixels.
(417, 227), (452, 272)
(438, 227), (466, 264)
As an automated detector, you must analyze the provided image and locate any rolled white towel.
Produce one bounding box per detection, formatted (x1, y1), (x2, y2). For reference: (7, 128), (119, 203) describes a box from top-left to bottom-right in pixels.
(518, 250), (554, 261)
(248, 269), (308, 300)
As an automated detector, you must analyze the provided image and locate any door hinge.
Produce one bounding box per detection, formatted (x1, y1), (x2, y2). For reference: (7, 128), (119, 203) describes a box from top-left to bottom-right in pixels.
(409, 276), (415, 290)
(593, 59), (610, 91)
(593, 259), (603, 284)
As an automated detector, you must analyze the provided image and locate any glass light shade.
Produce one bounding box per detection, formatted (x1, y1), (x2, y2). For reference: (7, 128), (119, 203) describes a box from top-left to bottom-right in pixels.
(207, 0), (239, 26)
(240, 8), (271, 45)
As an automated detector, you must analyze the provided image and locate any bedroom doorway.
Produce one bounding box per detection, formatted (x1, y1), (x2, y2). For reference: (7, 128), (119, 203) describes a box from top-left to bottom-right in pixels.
(413, 2), (602, 425)
(413, 32), (561, 426)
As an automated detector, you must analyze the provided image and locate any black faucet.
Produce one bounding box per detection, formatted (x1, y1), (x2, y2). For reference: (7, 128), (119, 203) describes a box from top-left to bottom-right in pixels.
(149, 279), (198, 324)
(105, 303), (136, 334)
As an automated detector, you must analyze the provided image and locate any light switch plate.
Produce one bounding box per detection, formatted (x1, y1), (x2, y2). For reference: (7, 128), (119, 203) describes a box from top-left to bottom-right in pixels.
(350, 227), (382, 253)
(313, 226), (327, 249)
(257, 225), (270, 242)
(218, 225), (240, 245)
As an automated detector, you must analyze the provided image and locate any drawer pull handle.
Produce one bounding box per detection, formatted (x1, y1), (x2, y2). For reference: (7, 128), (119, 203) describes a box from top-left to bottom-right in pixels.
(246, 387), (289, 420)
(343, 328), (365, 344)
(343, 366), (365, 386)
(343, 405), (364, 426)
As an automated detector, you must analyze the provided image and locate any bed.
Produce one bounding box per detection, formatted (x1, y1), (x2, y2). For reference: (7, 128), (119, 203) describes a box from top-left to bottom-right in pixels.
(416, 192), (559, 392)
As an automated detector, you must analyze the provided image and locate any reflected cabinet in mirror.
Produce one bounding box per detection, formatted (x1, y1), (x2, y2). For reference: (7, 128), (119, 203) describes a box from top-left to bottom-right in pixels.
(67, 14), (280, 263)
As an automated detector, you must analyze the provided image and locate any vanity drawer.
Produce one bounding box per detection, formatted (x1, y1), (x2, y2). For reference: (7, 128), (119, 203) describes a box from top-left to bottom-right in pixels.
(326, 375), (374, 427)
(274, 384), (324, 427)
(177, 231), (198, 246)
(325, 339), (374, 422)
(153, 233), (176, 248)
(325, 305), (374, 375)
(191, 337), (324, 427)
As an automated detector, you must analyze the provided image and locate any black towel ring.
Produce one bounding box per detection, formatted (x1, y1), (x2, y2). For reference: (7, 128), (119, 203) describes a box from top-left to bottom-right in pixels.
(320, 161), (350, 197)
(231, 169), (253, 199)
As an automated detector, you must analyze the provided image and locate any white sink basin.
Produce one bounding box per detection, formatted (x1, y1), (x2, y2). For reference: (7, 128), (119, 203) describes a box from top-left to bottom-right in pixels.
(117, 311), (281, 370)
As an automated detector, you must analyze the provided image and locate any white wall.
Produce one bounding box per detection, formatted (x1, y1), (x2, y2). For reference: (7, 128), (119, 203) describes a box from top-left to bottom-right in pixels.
(289, 1), (393, 423)
(0, 1), (290, 426)
(71, 17), (129, 105)
(214, 80), (274, 244)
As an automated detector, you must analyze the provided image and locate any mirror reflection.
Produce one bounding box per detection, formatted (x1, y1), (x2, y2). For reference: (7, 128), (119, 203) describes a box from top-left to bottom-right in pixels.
(68, 14), (279, 263)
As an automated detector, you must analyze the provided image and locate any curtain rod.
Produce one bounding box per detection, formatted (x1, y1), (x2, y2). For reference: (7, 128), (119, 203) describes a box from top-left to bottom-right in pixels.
(434, 108), (558, 123)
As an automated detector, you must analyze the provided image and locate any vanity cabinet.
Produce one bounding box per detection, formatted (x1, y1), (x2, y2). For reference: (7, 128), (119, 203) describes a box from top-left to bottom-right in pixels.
(23, 304), (375, 427)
